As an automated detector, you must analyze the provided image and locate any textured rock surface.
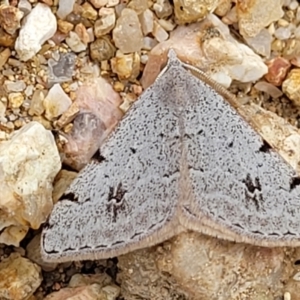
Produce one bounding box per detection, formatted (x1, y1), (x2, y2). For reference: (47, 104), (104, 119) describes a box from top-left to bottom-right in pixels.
(0, 253), (42, 300)
(15, 3), (57, 61)
(236, 0), (284, 37)
(118, 232), (295, 300)
(0, 121), (61, 245)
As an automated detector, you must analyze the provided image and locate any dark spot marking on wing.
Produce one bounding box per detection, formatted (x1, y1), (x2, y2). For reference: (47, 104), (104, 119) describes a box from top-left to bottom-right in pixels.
(290, 177), (300, 191)
(91, 150), (106, 163)
(259, 140), (272, 153)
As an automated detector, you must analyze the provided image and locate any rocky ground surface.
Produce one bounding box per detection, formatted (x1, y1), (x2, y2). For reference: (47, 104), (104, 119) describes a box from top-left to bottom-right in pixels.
(1, 0), (300, 299)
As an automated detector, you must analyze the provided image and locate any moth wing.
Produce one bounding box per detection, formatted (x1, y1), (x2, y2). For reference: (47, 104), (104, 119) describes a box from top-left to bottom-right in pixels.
(41, 66), (183, 262)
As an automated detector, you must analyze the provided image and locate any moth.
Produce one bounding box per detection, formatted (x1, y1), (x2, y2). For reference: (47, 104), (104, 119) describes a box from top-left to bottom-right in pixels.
(41, 50), (300, 263)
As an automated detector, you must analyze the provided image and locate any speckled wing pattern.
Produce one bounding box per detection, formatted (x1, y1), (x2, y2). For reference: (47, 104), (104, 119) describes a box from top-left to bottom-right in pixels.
(42, 50), (300, 263)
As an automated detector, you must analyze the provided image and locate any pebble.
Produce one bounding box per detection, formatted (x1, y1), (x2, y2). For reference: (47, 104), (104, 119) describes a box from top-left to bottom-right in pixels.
(244, 28), (272, 57)
(0, 253), (42, 300)
(112, 8), (143, 53)
(8, 92), (24, 108)
(0, 4), (24, 35)
(152, 20), (169, 42)
(153, 0), (173, 18)
(15, 3), (57, 61)
(52, 169), (78, 203)
(57, 0), (76, 20)
(4, 80), (26, 92)
(174, 0), (219, 24)
(66, 31), (87, 52)
(82, 2), (98, 21)
(57, 19), (74, 34)
(254, 81), (284, 98)
(282, 68), (300, 106)
(90, 36), (116, 62)
(94, 7), (116, 37)
(43, 83), (72, 120)
(237, 0), (284, 37)
(0, 48), (11, 70)
(59, 77), (123, 170)
(48, 52), (76, 85)
(265, 57), (291, 86)
(139, 9), (154, 35)
(18, 0), (32, 16)
(44, 282), (120, 300)
(28, 89), (47, 116)
(111, 52), (140, 81)
(0, 121), (61, 243)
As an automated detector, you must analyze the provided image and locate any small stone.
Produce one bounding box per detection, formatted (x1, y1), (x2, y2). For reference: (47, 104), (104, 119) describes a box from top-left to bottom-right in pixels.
(4, 80), (26, 92)
(152, 0), (173, 18)
(57, 0), (76, 20)
(52, 169), (78, 203)
(42, 273), (121, 300)
(60, 77), (123, 170)
(66, 31), (87, 52)
(28, 89), (47, 116)
(174, 0), (219, 24)
(48, 52), (76, 85)
(15, 3), (57, 61)
(57, 19), (74, 34)
(158, 19), (176, 32)
(254, 81), (283, 98)
(214, 0), (232, 17)
(112, 8), (143, 53)
(275, 25), (294, 40)
(0, 48), (11, 70)
(142, 36), (158, 50)
(0, 101), (6, 119)
(43, 83), (72, 120)
(81, 2), (98, 21)
(237, 0), (284, 37)
(18, 0), (32, 16)
(90, 0), (108, 9)
(152, 20), (169, 42)
(244, 28), (272, 57)
(111, 52), (140, 81)
(139, 9), (154, 35)
(0, 4), (24, 35)
(127, 0), (148, 15)
(8, 92), (24, 108)
(0, 121), (61, 231)
(282, 69), (300, 106)
(94, 7), (116, 37)
(0, 253), (42, 300)
(0, 28), (15, 47)
(265, 57), (291, 86)
(107, 0), (119, 7)
(90, 36), (116, 62)
(75, 23), (90, 45)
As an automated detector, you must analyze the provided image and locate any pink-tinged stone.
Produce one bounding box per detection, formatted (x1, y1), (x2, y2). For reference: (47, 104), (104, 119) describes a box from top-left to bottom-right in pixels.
(141, 15), (268, 89)
(57, 77), (123, 170)
(265, 57), (291, 86)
